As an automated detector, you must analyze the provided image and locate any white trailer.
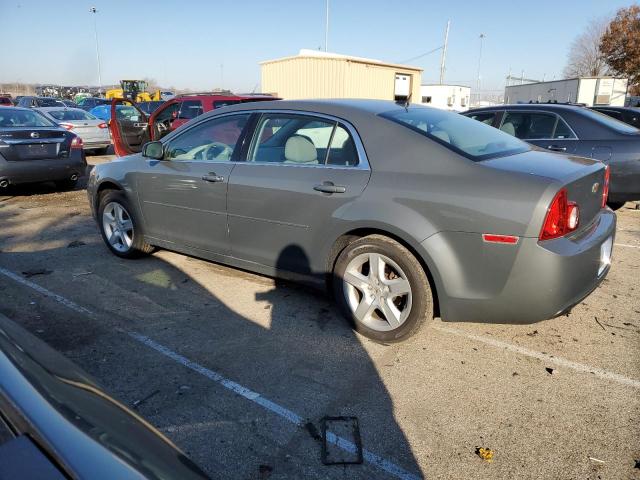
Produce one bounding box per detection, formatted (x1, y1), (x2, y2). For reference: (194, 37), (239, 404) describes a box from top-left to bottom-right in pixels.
(504, 77), (628, 106)
(420, 84), (471, 112)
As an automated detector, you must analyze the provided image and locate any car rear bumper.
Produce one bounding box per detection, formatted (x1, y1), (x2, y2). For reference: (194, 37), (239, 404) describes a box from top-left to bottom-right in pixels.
(0, 152), (87, 185)
(423, 209), (616, 324)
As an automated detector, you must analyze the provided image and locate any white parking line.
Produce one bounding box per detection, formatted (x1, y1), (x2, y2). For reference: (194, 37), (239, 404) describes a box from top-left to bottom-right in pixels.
(0, 266), (421, 480)
(435, 325), (640, 390)
(615, 243), (640, 249)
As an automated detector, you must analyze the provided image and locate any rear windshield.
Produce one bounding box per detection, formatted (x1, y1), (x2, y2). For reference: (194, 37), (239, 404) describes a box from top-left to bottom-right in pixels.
(0, 109), (56, 128)
(581, 108), (640, 134)
(49, 109), (96, 121)
(380, 107), (529, 161)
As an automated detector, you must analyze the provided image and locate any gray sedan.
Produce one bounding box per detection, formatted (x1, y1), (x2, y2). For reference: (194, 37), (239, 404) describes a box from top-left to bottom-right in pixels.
(88, 100), (615, 342)
(38, 107), (111, 154)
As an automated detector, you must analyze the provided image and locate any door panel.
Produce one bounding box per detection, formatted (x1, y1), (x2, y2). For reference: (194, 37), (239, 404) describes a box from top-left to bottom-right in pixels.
(135, 114), (251, 253)
(227, 113), (370, 273)
(227, 164), (369, 272)
(109, 99), (150, 156)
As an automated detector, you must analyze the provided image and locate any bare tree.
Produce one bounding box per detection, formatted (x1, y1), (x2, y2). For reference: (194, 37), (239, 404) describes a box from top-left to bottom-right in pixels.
(563, 17), (610, 78)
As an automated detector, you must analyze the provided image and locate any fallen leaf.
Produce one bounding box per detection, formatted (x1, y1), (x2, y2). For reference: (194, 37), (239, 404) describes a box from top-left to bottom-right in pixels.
(476, 447), (494, 462)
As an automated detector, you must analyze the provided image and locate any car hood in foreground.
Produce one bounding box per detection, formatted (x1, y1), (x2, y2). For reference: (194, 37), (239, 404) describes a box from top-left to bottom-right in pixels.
(0, 314), (211, 480)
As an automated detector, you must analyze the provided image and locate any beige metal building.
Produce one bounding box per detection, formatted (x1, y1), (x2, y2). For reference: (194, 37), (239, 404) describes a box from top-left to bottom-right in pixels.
(261, 49), (422, 101)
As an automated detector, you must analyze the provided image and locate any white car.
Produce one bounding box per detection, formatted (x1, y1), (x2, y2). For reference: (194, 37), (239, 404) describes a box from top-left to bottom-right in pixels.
(38, 107), (111, 155)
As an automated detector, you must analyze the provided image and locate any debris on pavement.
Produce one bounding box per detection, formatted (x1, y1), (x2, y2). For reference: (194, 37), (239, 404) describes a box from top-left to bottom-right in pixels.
(526, 330), (538, 337)
(588, 456), (605, 464)
(594, 316), (606, 331)
(321, 416), (363, 465)
(475, 447), (494, 462)
(67, 240), (86, 248)
(22, 268), (53, 278)
(258, 464), (273, 479)
(634, 459), (640, 469)
(545, 367), (555, 375)
(132, 389), (160, 409)
(72, 271), (93, 277)
(304, 421), (321, 441)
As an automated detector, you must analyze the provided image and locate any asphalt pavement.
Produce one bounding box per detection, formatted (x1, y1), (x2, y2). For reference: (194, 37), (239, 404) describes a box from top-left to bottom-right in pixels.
(0, 154), (638, 479)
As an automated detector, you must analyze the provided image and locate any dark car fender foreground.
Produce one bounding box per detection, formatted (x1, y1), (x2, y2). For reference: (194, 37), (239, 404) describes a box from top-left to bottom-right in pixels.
(0, 314), (211, 480)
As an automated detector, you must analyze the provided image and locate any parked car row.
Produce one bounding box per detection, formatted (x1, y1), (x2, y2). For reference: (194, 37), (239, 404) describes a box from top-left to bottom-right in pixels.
(463, 103), (640, 209)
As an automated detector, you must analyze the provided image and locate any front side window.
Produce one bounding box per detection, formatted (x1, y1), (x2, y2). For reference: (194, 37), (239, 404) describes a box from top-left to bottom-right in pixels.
(381, 107), (528, 161)
(164, 114), (249, 162)
(177, 100), (203, 120)
(249, 114), (358, 166)
(154, 102), (179, 122)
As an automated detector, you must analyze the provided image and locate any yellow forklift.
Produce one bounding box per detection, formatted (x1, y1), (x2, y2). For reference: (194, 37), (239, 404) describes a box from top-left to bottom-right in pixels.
(106, 80), (162, 102)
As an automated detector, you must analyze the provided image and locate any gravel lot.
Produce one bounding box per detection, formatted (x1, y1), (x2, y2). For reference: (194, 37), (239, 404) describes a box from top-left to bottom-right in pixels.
(0, 154), (638, 480)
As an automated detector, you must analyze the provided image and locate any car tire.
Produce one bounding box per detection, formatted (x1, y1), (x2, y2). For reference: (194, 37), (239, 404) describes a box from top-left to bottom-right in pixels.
(98, 190), (153, 258)
(332, 234), (433, 343)
(54, 178), (78, 191)
(607, 201), (625, 211)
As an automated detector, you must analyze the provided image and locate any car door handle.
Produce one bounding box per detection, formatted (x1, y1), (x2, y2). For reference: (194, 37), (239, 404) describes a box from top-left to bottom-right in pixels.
(314, 183), (346, 194)
(547, 145), (567, 152)
(202, 173), (225, 183)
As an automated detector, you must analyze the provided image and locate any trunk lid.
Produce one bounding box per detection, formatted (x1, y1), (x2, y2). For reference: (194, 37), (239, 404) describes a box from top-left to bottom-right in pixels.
(484, 149), (606, 230)
(0, 127), (72, 161)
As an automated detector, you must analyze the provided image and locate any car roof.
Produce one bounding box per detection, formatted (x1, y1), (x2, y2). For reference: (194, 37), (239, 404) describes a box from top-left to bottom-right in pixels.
(175, 93), (276, 101)
(205, 98), (414, 117)
(467, 103), (589, 113)
(591, 105), (640, 112)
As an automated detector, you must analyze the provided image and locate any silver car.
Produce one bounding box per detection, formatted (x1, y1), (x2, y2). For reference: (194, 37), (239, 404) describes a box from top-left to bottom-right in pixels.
(88, 100), (615, 343)
(38, 107), (110, 155)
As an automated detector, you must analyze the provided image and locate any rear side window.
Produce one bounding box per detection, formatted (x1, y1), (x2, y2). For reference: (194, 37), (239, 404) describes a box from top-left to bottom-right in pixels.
(177, 100), (203, 120)
(579, 108), (640, 134)
(381, 107), (529, 161)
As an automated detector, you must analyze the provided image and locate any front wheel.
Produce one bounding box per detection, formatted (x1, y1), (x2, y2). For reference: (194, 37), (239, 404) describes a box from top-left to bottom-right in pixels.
(98, 191), (153, 258)
(332, 235), (433, 343)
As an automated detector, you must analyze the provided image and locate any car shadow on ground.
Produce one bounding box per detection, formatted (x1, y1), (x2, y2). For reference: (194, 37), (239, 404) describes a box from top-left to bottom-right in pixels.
(0, 199), (424, 479)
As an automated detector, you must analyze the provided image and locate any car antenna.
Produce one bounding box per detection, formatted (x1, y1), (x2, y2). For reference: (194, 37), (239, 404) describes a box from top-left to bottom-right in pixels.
(404, 92), (412, 111)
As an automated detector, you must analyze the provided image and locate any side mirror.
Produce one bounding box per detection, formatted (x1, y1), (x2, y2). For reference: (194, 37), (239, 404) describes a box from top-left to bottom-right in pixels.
(142, 141), (164, 160)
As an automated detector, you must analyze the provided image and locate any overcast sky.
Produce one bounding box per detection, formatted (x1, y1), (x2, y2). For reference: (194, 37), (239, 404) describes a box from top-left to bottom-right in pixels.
(0, 0), (633, 92)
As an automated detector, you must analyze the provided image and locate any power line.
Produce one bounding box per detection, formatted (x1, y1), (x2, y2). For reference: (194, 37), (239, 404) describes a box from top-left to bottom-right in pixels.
(398, 45), (443, 65)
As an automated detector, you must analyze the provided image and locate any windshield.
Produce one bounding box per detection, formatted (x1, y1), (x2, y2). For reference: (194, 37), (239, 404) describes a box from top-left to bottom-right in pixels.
(48, 109), (97, 121)
(380, 107), (530, 161)
(0, 109), (56, 127)
(581, 108), (640, 134)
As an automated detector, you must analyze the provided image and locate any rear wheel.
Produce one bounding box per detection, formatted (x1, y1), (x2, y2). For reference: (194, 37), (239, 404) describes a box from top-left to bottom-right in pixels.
(333, 235), (433, 343)
(98, 191), (153, 258)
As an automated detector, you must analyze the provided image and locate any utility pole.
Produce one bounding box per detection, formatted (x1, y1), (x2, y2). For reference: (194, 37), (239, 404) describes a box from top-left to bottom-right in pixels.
(325, 0), (329, 52)
(90, 7), (102, 90)
(476, 33), (485, 104)
(439, 20), (450, 84)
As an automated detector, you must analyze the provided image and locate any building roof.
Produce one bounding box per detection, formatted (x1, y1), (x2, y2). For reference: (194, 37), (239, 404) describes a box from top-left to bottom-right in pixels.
(505, 76), (628, 88)
(260, 49), (422, 72)
(421, 84), (471, 89)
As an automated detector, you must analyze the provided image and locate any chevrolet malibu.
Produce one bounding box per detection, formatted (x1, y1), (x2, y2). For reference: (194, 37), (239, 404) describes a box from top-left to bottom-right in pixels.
(88, 100), (615, 342)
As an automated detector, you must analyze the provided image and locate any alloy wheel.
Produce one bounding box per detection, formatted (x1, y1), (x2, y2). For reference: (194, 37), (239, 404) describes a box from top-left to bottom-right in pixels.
(102, 202), (134, 253)
(342, 252), (413, 332)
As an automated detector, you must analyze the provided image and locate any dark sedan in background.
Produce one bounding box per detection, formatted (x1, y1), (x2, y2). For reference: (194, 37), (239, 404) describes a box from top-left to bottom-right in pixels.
(464, 104), (640, 209)
(16, 96), (65, 108)
(0, 313), (211, 479)
(591, 105), (640, 129)
(0, 107), (86, 189)
(89, 100), (615, 343)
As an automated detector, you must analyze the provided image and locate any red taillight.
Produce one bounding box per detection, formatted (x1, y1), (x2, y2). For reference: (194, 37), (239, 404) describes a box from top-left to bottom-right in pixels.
(70, 136), (83, 149)
(59, 122), (74, 130)
(98, 122), (108, 129)
(539, 188), (580, 241)
(601, 165), (610, 208)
